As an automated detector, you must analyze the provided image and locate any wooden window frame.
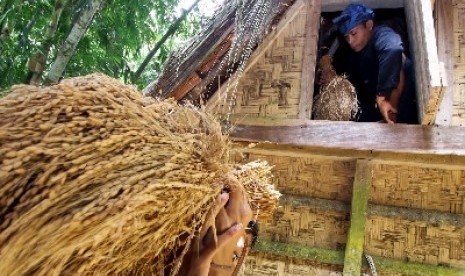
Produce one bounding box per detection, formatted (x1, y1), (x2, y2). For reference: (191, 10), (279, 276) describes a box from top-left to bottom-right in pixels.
(319, 0), (445, 125)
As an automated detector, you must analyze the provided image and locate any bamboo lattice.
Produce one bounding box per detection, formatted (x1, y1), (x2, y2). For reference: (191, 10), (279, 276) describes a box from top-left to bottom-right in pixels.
(366, 216), (465, 268)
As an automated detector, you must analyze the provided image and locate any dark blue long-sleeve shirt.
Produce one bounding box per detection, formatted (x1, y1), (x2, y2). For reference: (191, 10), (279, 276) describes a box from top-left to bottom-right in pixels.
(342, 25), (418, 123)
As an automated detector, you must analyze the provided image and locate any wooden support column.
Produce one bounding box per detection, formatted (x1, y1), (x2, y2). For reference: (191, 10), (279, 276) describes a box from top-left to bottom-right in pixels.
(404, 0), (444, 125)
(298, 0), (321, 119)
(434, 0), (454, 126)
(343, 160), (372, 275)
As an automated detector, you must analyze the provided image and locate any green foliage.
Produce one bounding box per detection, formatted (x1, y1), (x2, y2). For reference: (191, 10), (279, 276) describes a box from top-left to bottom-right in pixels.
(0, 0), (206, 92)
(0, 0), (54, 88)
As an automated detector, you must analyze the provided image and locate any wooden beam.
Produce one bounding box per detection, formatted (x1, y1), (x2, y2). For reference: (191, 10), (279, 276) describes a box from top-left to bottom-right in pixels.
(230, 122), (465, 158)
(174, 33), (234, 101)
(343, 160), (372, 275)
(253, 240), (345, 266)
(251, 240), (465, 275)
(197, 34), (234, 77)
(434, 0), (454, 126)
(279, 194), (350, 214)
(369, 204), (465, 228)
(277, 194), (465, 228)
(404, 0), (444, 125)
(321, 0), (404, 12)
(298, 0), (320, 119)
(170, 73), (202, 100)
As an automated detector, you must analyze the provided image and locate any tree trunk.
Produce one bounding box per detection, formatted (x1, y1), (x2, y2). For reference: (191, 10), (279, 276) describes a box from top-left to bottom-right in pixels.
(45, 0), (105, 85)
(29, 0), (69, 85)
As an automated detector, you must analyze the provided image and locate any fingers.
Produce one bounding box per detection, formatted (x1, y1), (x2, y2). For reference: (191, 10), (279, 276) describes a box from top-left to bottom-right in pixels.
(384, 111), (394, 124)
(224, 185), (246, 215)
(201, 223), (244, 261)
(216, 223), (243, 249)
(215, 204), (231, 233)
(386, 107), (398, 124)
(379, 101), (398, 124)
(200, 192), (229, 240)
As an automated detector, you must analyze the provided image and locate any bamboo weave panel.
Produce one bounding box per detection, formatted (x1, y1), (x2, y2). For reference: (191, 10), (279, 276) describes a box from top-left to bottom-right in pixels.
(233, 152), (355, 201)
(216, 8), (307, 120)
(260, 202), (349, 250)
(240, 255), (406, 276)
(365, 215), (465, 269)
(371, 163), (465, 214)
(240, 255), (342, 276)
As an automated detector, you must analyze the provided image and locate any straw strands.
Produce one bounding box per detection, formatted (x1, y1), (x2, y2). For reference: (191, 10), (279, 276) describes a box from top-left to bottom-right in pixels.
(313, 55), (358, 121)
(0, 73), (279, 275)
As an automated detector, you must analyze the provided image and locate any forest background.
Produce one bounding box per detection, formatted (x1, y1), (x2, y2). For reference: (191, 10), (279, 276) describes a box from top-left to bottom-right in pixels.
(0, 0), (222, 94)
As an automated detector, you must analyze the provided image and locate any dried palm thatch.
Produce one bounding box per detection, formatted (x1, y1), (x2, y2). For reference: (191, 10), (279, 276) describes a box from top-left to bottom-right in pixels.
(313, 55), (358, 121)
(0, 73), (279, 275)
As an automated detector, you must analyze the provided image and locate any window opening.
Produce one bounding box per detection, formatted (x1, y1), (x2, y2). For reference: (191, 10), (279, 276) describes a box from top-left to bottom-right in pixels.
(314, 8), (418, 124)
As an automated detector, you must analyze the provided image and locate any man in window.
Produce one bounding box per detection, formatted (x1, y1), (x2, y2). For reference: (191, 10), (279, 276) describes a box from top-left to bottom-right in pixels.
(331, 3), (418, 124)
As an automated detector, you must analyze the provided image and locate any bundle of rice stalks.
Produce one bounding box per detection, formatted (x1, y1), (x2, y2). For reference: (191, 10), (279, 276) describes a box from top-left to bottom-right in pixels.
(313, 55), (358, 121)
(0, 73), (279, 275)
(231, 161), (280, 221)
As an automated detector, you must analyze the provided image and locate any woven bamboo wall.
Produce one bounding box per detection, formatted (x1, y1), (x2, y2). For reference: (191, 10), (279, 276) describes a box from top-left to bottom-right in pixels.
(365, 216), (465, 268)
(260, 201), (349, 249)
(452, 0), (465, 126)
(232, 144), (465, 274)
(241, 254), (409, 276)
(233, 152), (354, 201)
(232, 149), (352, 249)
(240, 255), (342, 275)
(371, 162), (465, 214)
(216, 5), (308, 119)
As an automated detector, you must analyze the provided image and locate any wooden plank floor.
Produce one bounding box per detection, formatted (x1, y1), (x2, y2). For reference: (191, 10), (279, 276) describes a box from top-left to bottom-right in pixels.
(230, 121), (465, 156)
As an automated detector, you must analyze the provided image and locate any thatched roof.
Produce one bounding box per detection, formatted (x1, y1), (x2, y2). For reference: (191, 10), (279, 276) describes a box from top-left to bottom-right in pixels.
(144, 0), (295, 102)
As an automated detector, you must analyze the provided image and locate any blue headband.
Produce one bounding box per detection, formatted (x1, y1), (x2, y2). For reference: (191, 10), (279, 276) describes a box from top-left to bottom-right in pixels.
(333, 3), (375, 35)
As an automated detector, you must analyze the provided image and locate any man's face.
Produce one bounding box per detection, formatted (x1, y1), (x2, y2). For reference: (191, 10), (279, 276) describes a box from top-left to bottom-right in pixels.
(344, 22), (372, 52)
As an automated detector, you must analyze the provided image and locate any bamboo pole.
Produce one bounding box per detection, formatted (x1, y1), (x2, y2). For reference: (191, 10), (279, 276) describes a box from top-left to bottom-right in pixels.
(343, 160), (372, 275)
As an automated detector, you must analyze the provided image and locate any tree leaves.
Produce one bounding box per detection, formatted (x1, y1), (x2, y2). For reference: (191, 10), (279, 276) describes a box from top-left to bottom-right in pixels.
(0, 0), (206, 92)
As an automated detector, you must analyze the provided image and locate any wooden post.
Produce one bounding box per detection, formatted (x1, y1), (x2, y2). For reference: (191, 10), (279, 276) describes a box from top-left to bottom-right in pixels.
(434, 0), (454, 126)
(404, 0), (444, 125)
(298, 0), (321, 119)
(343, 159), (372, 275)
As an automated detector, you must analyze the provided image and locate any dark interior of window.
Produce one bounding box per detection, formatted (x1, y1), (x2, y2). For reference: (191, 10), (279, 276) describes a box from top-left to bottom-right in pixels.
(314, 8), (418, 124)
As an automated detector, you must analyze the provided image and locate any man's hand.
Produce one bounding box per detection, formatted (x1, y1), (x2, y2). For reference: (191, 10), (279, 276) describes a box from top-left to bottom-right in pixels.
(318, 69), (337, 87)
(210, 185), (253, 275)
(376, 96), (397, 124)
(182, 185), (253, 276)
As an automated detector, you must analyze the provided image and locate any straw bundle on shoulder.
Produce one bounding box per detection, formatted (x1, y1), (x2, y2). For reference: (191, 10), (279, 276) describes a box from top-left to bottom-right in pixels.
(0, 73), (279, 275)
(313, 55), (358, 121)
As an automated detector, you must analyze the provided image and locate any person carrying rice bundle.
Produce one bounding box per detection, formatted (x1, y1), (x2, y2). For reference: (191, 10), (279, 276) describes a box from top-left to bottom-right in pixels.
(0, 74), (280, 275)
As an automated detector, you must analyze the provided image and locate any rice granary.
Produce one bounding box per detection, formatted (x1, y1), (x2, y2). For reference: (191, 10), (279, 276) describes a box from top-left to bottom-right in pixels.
(146, 0), (465, 275)
(0, 74), (280, 275)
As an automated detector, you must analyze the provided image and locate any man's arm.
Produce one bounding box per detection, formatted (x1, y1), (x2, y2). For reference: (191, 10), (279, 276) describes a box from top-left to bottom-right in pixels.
(374, 26), (404, 123)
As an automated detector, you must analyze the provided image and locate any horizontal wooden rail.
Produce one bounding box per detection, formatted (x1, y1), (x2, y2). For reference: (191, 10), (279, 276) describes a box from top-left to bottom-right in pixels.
(252, 240), (465, 275)
(279, 194), (465, 228)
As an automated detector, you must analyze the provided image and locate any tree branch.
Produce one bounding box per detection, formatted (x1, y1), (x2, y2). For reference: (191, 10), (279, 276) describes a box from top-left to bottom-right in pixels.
(132, 0), (201, 81)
